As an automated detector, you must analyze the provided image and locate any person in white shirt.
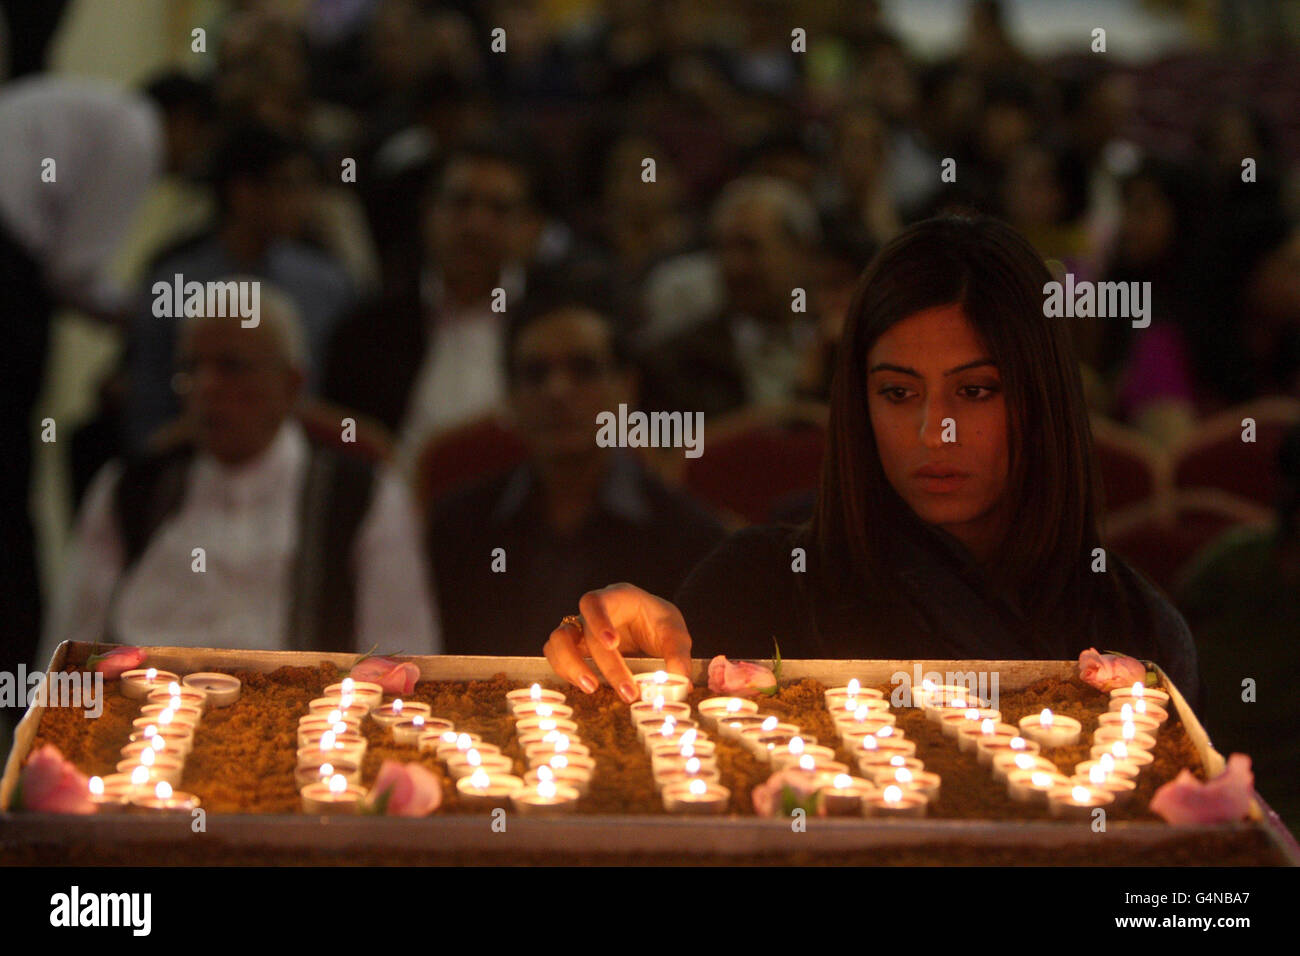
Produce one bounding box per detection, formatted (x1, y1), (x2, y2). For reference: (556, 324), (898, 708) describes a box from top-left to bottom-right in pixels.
(39, 282), (441, 663)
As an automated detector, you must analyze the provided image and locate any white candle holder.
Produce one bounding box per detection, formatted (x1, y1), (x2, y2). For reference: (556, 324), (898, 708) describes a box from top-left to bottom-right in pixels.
(182, 672), (240, 707)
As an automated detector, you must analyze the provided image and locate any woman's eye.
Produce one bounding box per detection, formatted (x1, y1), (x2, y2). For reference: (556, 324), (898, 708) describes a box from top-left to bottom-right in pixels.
(959, 385), (999, 400)
(878, 386), (912, 402)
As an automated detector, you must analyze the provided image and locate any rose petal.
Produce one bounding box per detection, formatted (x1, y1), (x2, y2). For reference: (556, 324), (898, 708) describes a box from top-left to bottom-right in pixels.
(1149, 753), (1255, 824)
(19, 745), (95, 814)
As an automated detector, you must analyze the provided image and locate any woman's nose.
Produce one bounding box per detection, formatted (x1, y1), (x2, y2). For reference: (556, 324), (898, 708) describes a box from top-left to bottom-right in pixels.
(919, 396), (954, 448)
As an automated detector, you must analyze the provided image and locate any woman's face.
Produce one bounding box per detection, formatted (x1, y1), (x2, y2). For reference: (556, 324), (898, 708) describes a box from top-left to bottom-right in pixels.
(866, 303), (1011, 557)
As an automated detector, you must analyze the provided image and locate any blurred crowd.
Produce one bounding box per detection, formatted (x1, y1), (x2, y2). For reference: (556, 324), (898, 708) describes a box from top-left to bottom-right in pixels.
(2, 0), (1300, 808)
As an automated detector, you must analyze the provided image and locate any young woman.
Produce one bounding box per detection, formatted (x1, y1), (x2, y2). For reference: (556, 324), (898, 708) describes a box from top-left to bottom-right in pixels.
(543, 215), (1199, 708)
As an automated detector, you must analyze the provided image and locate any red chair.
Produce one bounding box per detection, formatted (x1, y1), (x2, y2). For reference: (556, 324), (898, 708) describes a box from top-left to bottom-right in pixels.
(1103, 489), (1273, 593)
(1171, 398), (1300, 508)
(1090, 415), (1169, 514)
(682, 402), (828, 526)
(414, 415), (529, 513)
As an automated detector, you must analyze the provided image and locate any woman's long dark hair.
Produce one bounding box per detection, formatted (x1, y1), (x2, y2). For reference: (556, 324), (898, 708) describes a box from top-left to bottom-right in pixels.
(810, 214), (1106, 633)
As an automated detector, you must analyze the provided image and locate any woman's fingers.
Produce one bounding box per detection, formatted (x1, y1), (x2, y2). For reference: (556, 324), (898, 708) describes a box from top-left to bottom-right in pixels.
(578, 588), (639, 703)
(542, 623), (600, 694)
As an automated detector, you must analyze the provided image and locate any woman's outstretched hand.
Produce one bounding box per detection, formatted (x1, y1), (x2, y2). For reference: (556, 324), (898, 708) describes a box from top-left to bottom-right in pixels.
(543, 583), (693, 703)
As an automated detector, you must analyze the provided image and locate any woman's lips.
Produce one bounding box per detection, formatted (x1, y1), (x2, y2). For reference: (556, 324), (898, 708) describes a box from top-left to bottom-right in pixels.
(912, 465), (970, 493)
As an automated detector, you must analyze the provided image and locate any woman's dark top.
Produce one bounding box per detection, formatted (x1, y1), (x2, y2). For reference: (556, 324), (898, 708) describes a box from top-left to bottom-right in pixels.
(674, 523), (1201, 711)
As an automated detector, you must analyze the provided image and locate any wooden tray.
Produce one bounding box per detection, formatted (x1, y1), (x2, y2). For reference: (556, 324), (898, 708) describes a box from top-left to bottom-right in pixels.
(1, 643), (1295, 866)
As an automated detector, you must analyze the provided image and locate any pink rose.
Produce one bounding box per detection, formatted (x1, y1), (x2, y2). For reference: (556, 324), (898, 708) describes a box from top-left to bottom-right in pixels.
(707, 655), (776, 697)
(367, 760), (442, 817)
(17, 745), (96, 814)
(86, 646), (146, 680)
(752, 767), (823, 818)
(1077, 647), (1148, 693)
(350, 657), (420, 696)
(1149, 753), (1255, 825)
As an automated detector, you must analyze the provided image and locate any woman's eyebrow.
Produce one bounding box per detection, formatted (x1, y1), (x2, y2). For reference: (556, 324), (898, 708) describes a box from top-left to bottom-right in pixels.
(868, 359), (999, 377)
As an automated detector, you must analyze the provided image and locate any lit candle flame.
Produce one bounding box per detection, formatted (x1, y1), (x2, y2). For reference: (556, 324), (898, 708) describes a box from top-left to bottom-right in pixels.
(659, 719), (674, 738)
(685, 757), (701, 774)
(653, 670), (668, 684)
(143, 724), (158, 738)
(320, 763), (333, 777)
(320, 730), (336, 751)
(952, 697), (967, 709)
(156, 707), (172, 724)
(529, 683), (541, 701)
(789, 736), (804, 755)
(1072, 785), (1091, 803)
(895, 768), (913, 784)
(1131, 682), (1144, 697)
(88, 776), (104, 796)
(1099, 753), (1115, 772)
(1089, 765), (1107, 785)
(1121, 722), (1136, 740)
(441, 731), (458, 745)
(725, 698), (742, 713)
(537, 765), (554, 783)
(470, 768), (491, 788)
(883, 785), (902, 804)
(329, 773), (347, 794)
(538, 719), (558, 732)
(467, 750), (482, 767)
(155, 782), (172, 800)
(834, 774), (853, 789)
(980, 718), (995, 735)
(1014, 753), (1036, 770)
(145, 668), (157, 681)
(456, 733), (473, 752)
(921, 678), (936, 691)
(1112, 742), (1129, 758)
(965, 708), (980, 721)
(150, 736), (165, 752)
(140, 749), (155, 767)
(167, 681), (181, 696)
(339, 694), (354, 710)
(1031, 772), (1053, 788)
(1120, 703), (1134, 721)
(689, 779), (707, 796)
(341, 677), (354, 694)
(854, 704), (869, 721)
(652, 695), (664, 713)
(413, 716), (425, 728)
(848, 678), (860, 696)
(861, 736), (878, 751)
(680, 744), (695, 759)
(889, 755), (905, 767)
(536, 704), (553, 718)
(131, 766), (149, 786)
(538, 780), (557, 800)
(1039, 708), (1053, 728)
(392, 699), (403, 715)
(553, 735), (570, 754)
(1135, 699), (1149, 714)
(1009, 736), (1026, 750)
(761, 716), (778, 732)
(876, 725), (894, 738)
(550, 754), (568, 770)
(328, 709), (344, 725)
(798, 755), (816, 771)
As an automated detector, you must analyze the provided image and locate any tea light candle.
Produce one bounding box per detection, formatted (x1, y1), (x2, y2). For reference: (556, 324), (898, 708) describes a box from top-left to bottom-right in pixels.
(865, 784), (927, 817)
(506, 684), (566, 712)
(790, 753), (850, 778)
(992, 751), (1059, 783)
(120, 668), (180, 700)
(324, 679), (383, 711)
(863, 756), (927, 785)
(369, 698), (432, 728)
(511, 701), (575, 721)
(1090, 739), (1154, 768)
(715, 714), (769, 740)
(533, 752), (596, 785)
(834, 706), (896, 733)
(1092, 725), (1156, 752)
(883, 767), (942, 801)
(1048, 783), (1115, 819)
(294, 759), (361, 789)
(1070, 764), (1137, 805)
(1075, 755), (1140, 781)
(825, 678), (886, 709)
(634, 670), (691, 703)
(298, 714), (362, 736)
(524, 737), (591, 763)
(975, 733), (1041, 767)
(435, 734), (498, 762)
(854, 730), (917, 764)
(739, 721), (801, 757)
(1108, 697), (1169, 726)
(301, 773), (366, 814)
(957, 720), (1019, 754)
(1006, 768), (1070, 804)
(769, 737), (836, 771)
(819, 773), (876, 816)
(130, 717), (194, 746)
(307, 698), (370, 721)
(457, 768), (524, 809)
(393, 715), (454, 746)
(1018, 709), (1082, 748)
(446, 749), (515, 780)
(661, 778), (729, 814)
(147, 682), (207, 712)
(87, 775), (135, 811)
(131, 781), (201, 812)
(114, 754), (184, 787)
(640, 718), (700, 749)
(940, 708), (1003, 738)
(423, 729), (476, 757)
(298, 727), (368, 753)
(697, 696), (759, 728)
(182, 672), (240, 707)
(139, 703), (202, 728)
(653, 758), (722, 790)
(1098, 707), (1161, 735)
(1109, 683), (1169, 707)
(629, 699), (692, 727)
(924, 692), (989, 722)
(511, 778), (580, 815)
(515, 715), (579, 737)
(126, 726), (192, 756)
(831, 698), (892, 723)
